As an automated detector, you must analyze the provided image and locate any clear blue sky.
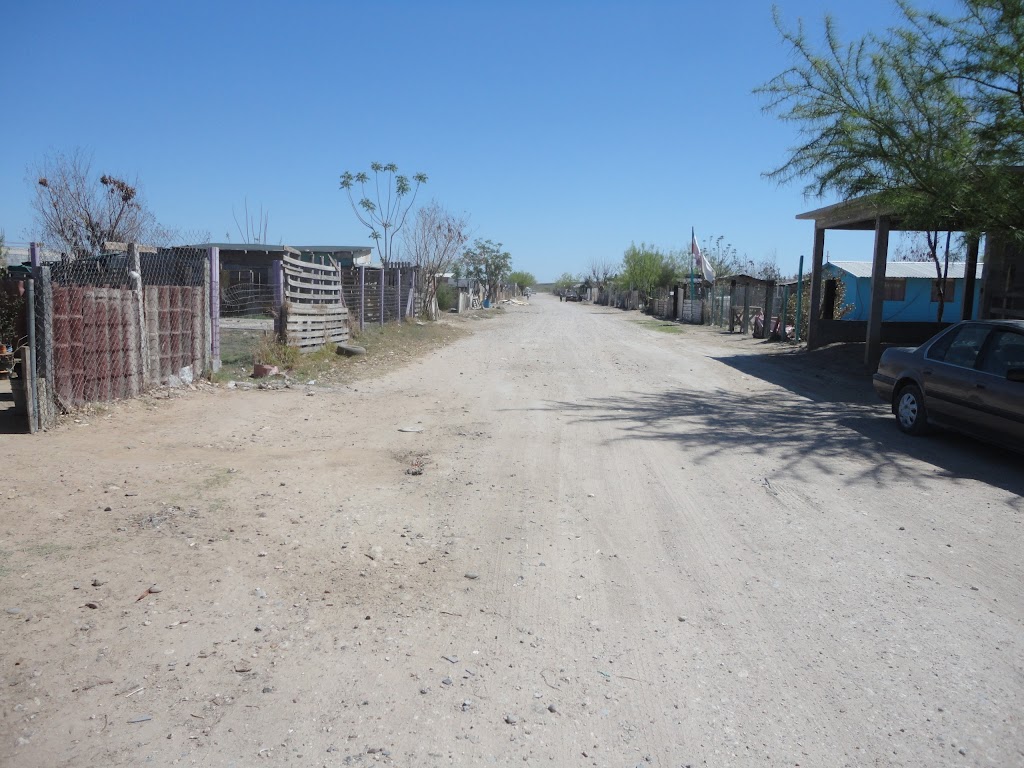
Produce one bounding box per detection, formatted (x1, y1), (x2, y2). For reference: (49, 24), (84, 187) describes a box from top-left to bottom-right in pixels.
(1, 0), (961, 280)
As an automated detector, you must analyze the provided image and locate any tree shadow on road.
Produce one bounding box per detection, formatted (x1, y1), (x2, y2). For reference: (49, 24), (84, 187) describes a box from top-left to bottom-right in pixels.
(550, 385), (1024, 501)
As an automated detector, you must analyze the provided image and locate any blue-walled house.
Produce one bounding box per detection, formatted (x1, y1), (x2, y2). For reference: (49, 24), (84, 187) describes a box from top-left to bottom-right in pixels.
(824, 260), (984, 323)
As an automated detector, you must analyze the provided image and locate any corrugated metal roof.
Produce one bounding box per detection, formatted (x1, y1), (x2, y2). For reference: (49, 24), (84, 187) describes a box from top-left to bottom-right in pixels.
(827, 261), (984, 279)
(195, 243), (300, 255)
(296, 245), (372, 255)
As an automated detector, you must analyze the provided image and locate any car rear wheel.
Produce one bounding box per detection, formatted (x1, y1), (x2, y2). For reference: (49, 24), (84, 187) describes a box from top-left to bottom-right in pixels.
(895, 384), (929, 435)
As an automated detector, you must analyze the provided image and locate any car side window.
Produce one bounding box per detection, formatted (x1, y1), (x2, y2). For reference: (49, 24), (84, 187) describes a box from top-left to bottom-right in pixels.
(979, 330), (1024, 377)
(925, 325), (991, 368)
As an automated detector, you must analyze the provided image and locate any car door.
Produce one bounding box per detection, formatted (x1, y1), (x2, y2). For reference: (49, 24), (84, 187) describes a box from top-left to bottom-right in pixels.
(974, 328), (1024, 447)
(920, 323), (993, 430)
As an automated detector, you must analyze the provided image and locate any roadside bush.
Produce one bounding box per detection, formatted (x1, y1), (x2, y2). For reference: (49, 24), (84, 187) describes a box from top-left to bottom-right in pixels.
(436, 283), (457, 312)
(252, 334), (302, 370)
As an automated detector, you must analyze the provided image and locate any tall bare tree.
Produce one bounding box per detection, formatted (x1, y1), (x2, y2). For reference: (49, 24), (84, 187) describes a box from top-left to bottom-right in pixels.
(30, 148), (162, 257)
(587, 256), (617, 288)
(403, 201), (470, 319)
(232, 198), (270, 244)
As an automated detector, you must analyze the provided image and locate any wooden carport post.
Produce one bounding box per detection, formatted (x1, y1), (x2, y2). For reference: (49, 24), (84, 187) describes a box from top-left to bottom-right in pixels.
(741, 281), (750, 334)
(728, 279), (737, 332)
(806, 227), (826, 349)
(865, 216), (891, 368)
(962, 235), (980, 320)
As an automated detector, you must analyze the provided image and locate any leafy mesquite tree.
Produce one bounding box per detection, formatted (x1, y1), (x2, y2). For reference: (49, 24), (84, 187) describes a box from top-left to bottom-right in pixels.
(553, 272), (578, 294)
(339, 163), (427, 267)
(620, 242), (666, 302)
(402, 200), (470, 319)
(757, 1), (1024, 317)
(507, 271), (537, 292)
(460, 239), (512, 301)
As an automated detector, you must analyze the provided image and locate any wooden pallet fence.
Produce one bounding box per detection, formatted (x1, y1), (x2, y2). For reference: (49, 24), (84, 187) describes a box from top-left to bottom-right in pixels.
(285, 303), (351, 352)
(281, 254), (350, 352)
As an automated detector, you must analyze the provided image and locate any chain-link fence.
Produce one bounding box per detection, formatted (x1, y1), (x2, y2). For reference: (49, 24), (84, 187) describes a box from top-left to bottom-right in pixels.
(339, 264), (421, 331)
(18, 243), (214, 431)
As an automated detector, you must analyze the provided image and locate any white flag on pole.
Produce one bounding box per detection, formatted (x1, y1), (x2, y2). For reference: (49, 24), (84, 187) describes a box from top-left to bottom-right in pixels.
(691, 229), (715, 283)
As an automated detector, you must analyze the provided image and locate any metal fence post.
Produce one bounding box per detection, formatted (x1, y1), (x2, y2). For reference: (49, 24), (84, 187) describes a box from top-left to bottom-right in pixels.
(128, 243), (150, 390)
(27, 243), (41, 431)
(33, 264), (55, 427)
(208, 246), (221, 371)
(25, 278), (38, 433)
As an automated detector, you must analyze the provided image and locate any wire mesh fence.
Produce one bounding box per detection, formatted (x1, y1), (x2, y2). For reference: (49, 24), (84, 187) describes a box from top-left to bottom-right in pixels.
(26, 243), (213, 428)
(221, 280), (275, 318)
(339, 264), (420, 330)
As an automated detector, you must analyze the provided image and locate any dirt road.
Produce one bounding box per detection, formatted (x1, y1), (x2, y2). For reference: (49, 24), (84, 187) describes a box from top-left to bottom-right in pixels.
(2, 295), (1022, 767)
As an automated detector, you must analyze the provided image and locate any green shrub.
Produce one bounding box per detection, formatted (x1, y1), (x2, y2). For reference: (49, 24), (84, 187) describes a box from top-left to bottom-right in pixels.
(252, 335), (302, 370)
(436, 283), (457, 312)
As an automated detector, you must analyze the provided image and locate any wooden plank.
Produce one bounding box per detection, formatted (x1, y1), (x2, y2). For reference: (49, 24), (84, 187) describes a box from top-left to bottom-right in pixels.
(284, 277), (342, 293)
(287, 326), (350, 338)
(284, 289), (342, 303)
(287, 327), (350, 339)
(284, 275), (341, 288)
(286, 324), (350, 336)
(296, 334), (349, 343)
(283, 266), (342, 285)
(283, 281), (341, 295)
(292, 335), (349, 352)
(285, 304), (349, 317)
(284, 289), (341, 301)
(282, 253), (338, 273)
(287, 319), (347, 330)
(286, 309), (350, 321)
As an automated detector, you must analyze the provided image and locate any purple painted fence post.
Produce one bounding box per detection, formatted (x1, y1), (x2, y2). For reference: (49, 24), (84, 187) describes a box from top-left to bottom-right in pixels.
(397, 267), (402, 322)
(359, 265), (365, 332)
(208, 246), (221, 372)
(272, 259), (285, 339)
(379, 268), (385, 326)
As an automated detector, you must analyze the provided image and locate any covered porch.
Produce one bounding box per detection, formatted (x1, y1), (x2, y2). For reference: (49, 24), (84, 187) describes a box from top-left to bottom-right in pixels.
(796, 196), (983, 367)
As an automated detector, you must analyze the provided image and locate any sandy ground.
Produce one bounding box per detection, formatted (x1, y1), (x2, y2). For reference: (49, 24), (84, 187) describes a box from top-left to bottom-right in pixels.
(1, 294), (1022, 768)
